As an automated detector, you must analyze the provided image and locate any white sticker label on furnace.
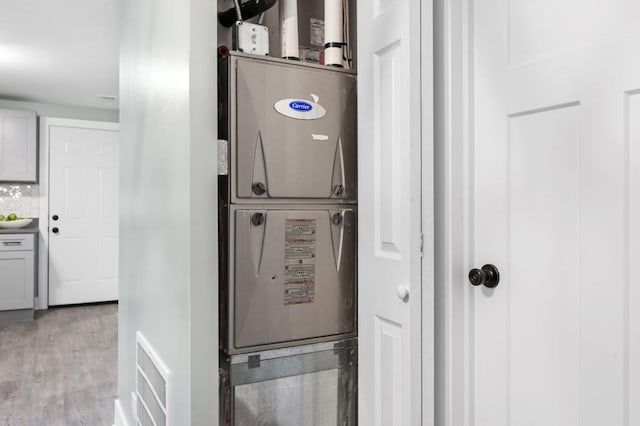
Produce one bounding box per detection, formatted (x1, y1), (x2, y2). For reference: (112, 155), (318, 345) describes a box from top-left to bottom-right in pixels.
(310, 18), (325, 47)
(284, 219), (316, 305)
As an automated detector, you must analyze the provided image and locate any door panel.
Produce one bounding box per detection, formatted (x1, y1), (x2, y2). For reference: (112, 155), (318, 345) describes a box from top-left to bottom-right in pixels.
(49, 125), (119, 305)
(629, 92), (640, 426)
(508, 0), (640, 68)
(358, 0), (423, 424)
(0, 110), (36, 182)
(0, 250), (34, 310)
(509, 106), (581, 426)
(374, 41), (403, 257)
(374, 316), (403, 425)
(472, 0), (640, 425)
(3, 116), (30, 177)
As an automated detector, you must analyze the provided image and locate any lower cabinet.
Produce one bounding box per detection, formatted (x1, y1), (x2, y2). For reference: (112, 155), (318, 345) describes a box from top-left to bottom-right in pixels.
(0, 234), (35, 311)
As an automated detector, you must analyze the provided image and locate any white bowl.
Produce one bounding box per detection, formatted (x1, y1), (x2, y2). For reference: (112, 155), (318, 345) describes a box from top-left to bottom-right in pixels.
(0, 218), (33, 229)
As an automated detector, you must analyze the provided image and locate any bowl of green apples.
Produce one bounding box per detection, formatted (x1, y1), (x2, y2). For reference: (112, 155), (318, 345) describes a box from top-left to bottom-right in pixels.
(0, 213), (33, 229)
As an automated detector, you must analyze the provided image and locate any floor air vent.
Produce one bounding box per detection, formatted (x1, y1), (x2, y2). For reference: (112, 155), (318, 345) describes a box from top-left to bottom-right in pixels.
(136, 332), (170, 426)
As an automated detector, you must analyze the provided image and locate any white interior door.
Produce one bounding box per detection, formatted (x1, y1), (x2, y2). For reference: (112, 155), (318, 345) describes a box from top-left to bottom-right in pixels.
(48, 124), (119, 305)
(471, 1), (640, 425)
(358, 0), (424, 424)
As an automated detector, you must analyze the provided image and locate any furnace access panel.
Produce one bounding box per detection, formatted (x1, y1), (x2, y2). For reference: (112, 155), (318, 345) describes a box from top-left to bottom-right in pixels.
(219, 52), (357, 204)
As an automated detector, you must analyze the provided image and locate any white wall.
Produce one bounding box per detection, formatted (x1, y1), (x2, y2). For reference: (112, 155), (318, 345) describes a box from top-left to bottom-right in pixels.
(118, 0), (218, 424)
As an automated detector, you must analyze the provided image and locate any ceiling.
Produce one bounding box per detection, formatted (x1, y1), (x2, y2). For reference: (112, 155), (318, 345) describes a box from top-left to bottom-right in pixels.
(0, 0), (120, 110)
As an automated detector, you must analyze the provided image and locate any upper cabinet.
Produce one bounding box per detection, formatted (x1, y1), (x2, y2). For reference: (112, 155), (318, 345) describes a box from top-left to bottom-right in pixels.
(0, 109), (37, 183)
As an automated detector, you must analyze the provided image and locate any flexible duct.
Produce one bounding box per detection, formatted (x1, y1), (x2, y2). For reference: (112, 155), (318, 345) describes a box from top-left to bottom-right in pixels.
(233, 0), (243, 22)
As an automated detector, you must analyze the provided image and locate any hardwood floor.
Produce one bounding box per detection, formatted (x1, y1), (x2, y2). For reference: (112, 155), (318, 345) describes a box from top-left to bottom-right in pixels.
(0, 303), (117, 426)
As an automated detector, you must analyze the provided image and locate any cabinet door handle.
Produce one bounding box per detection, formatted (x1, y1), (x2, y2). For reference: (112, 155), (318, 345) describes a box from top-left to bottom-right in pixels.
(2, 241), (23, 246)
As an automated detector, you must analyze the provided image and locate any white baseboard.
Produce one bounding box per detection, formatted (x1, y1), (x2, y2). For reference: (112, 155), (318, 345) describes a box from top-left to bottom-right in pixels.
(114, 399), (129, 426)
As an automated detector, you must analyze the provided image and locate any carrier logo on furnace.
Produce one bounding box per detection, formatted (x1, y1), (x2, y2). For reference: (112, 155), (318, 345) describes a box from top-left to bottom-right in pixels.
(289, 101), (312, 111)
(274, 93), (327, 120)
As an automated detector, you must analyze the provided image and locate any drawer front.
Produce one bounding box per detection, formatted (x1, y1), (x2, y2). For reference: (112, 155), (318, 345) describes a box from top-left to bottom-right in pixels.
(0, 250), (35, 310)
(0, 234), (35, 252)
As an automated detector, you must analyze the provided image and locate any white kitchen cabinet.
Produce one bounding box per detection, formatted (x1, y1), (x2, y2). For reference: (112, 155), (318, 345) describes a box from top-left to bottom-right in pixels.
(0, 234), (35, 310)
(0, 109), (37, 182)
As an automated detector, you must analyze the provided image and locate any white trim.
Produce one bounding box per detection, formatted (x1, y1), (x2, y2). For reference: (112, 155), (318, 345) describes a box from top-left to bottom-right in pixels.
(114, 398), (130, 426)
(37, 117), (120, 310)
(434, 0), (474, 425)
(37, 117), (51, 310)
(422, 0), (436, 425)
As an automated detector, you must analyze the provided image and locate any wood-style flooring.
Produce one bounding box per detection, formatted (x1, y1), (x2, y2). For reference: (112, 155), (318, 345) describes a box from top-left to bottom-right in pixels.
(0, 303), (117, 426)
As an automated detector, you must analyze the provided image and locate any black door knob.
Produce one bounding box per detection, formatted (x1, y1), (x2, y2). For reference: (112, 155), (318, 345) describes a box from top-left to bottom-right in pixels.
(52, 215), (59, 221)
(469, 264), (500, 288)
(52, 227), (59, 234)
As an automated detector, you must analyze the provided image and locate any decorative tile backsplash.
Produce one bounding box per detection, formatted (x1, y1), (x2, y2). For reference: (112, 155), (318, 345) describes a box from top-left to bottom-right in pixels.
(0, 184), (39, 218)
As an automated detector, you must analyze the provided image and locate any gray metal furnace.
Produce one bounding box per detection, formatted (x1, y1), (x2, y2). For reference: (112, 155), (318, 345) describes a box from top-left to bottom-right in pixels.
(218, 52), (357, 425)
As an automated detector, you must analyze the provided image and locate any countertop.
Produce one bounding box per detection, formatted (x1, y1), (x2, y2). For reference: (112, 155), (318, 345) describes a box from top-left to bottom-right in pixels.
(0, 218), (39, 234)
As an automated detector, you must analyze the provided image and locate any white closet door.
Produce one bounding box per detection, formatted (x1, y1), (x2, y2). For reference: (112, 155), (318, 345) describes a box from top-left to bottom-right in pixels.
(357, 0), (426, 424)
(470, 1), (640, 425)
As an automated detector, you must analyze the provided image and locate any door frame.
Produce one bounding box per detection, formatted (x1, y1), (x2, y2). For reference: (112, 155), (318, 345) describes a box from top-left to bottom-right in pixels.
(422, 0), (436, 424)
(37, 117), (120, 310)
(434, 0), (474, 425)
